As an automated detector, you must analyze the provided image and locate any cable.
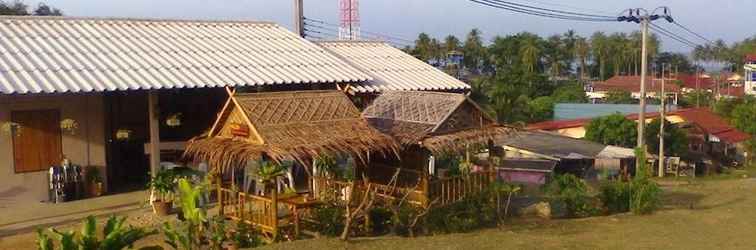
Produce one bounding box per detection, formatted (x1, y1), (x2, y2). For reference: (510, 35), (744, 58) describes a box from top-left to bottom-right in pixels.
(304, 22), (412, 47)
(649, 24), (697, 48)
(487, 0), (616, 18)
(304, 17), (414, 44)
(471, 0), (617, 22)
(522, 0), (617, 16)
(649, 22), (699, 48)
(672, 21), (713, 44)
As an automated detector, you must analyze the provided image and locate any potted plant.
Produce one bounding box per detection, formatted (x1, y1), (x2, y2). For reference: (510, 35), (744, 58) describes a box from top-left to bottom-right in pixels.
(85, 166), (103, 197)
(148, 169), (175, 216)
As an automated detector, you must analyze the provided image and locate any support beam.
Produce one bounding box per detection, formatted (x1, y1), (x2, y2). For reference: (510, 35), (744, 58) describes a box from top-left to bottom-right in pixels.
(148, 91), (161, 178)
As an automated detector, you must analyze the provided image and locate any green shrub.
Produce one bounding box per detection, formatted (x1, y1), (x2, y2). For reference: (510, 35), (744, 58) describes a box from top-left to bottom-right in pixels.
(232, 221), (262, 248)
(36, 215), (157, 250)
(544, 174), (599, 218)
(630, 178), (662, 215)
(425, 191), (497, 234)
(599, 181), (632, 214)
(311, 205), (345, 236)
(368, 207), (393, 235)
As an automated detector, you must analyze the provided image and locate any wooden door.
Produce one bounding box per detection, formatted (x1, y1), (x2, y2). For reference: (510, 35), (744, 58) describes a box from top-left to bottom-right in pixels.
(11, 109), (63, 173)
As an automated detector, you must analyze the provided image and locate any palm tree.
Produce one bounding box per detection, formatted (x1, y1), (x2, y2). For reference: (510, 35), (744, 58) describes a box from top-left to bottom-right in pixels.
(591, 32), (608, 80)
(444, 35), (460, 54)
(520, 37), (540, 74)
(574, 37), (590, 80)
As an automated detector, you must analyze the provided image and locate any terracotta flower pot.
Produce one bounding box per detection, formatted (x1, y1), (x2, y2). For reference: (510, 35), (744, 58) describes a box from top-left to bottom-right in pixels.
(152, 200), (173, 216)
(89, 182), (103, 197)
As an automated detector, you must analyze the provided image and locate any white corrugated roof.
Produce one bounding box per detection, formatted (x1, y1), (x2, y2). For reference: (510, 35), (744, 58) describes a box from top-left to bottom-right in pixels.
(317, 41), (470, 93)
(0, 16), (371, 94)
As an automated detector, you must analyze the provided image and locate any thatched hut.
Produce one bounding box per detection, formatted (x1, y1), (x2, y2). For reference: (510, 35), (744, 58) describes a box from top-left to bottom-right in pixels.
(361, 91), (516, 206)
(186, 90), (397, 172)
(184, 90), (397, 237)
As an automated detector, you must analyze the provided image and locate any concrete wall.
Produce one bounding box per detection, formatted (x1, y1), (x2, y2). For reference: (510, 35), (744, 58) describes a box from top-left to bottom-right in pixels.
(0, 93), (106, 203)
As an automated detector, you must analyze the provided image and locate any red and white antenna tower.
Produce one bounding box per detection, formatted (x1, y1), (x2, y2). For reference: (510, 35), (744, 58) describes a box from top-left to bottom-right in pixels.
(339, 0), (360, 40)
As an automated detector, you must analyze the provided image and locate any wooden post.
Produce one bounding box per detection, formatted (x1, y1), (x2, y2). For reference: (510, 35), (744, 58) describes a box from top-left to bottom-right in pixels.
(270, 182), (279, 240)
(216, 174), (224, 216)
(148, 91), (161, 178)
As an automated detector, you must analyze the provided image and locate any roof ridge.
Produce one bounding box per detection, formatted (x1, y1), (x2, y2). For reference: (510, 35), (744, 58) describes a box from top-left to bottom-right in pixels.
(0, 15), (277, 25)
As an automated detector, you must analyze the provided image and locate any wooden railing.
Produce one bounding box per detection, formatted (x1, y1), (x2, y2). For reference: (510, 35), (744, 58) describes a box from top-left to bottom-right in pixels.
(218, 188), (277, 232)
(313, 177), (426, 206)
(428, 171), (494, 207)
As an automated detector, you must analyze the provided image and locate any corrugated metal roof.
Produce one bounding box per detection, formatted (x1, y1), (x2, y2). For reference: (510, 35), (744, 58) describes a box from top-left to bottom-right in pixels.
(316, 41), (470, 93)
(0, 16), (371, 94)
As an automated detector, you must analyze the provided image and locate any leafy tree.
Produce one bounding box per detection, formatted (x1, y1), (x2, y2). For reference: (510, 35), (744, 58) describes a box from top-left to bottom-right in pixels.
(551, 83), (588, 103)
(413, 33), (432, 62)
(0, 1), (62, 16)
(645, 118), (689, 157)
(655, 52), (696, 74)
(462, 28), (485, 72)
(678, 90), (713, 108)
(730, 97), (756, 135)
(526, 96), (554, 122)
(604, 90), (635, 104)
(33, 3), (62, 16)
(584, 113), (637, 147)
(443, 35), (460, 54)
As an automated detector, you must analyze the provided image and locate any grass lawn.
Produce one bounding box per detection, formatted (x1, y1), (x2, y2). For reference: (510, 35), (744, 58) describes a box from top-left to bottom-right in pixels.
(262, 174), (756, 250)
(4, 169), (755, 249)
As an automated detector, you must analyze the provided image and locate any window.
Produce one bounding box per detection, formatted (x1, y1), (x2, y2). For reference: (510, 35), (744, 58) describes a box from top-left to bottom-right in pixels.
(11, 109), (62, 173)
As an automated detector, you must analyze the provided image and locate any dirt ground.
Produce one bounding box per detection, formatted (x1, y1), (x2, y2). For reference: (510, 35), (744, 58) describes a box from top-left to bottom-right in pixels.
(3, 172), (756, 250)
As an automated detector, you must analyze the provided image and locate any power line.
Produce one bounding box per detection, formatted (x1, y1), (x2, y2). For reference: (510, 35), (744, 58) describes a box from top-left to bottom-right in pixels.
(521, 0), (617, 16)
(486, 0), (616, 18)
(672, 21), (713, 44)
(470, 0), (617, 22)
(649, 22), (699, 48)
(304, 17), (414, 44)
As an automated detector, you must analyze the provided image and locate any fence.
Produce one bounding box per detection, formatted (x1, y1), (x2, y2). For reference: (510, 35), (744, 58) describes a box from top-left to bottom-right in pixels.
(218, 187), (277, 232)
(428, 171), (495, 206)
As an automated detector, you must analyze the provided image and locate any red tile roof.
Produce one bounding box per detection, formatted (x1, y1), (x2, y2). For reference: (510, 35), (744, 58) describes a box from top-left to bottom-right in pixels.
(745, 54), (756, 63)
(593, 75), (681, 93)
(675, 74), (715, 90)
(527, 108), (751, 144)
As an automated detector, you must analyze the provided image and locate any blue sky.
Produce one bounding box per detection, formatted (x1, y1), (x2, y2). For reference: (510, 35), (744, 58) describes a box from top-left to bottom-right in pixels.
(37, 0), (755, 52)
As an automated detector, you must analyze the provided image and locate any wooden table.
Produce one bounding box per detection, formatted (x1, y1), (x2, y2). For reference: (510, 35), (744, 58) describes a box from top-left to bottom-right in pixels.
(280, 195), (322, 238)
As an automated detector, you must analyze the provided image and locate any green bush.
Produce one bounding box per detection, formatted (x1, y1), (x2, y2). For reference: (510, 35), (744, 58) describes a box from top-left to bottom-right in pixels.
(599, 181), (632, 214)
(311, 205), (344, 236)
(425, 192), (497, 234)
(630, 178), (662, 215)
(368, 207), (393, 235)
(36, 215), (157, 250)
(544, 174), (599, 218)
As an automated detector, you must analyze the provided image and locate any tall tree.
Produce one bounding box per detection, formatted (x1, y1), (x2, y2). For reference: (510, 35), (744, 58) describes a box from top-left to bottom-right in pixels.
(520, 35), (541, 74)
(591, 32), (609, 80)
(585, 113), (638, 148)
(463, 28), (485, 73)
(574, 37), (590, 80)
(413, 33), (432, 62)
(443, 35), (460, 54)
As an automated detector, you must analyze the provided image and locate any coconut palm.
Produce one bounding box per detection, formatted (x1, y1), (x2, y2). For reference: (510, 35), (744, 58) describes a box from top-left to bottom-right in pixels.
(520, 36), (540, 74)
(574, 37), (590, 80)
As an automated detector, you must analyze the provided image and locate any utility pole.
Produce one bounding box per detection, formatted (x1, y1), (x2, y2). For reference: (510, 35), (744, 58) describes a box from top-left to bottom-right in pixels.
(618, 8), (674, 172)
(638, 16), (649, 151)
(695, 67), (700, 107)
(294, 0), (304, 38)
(658, 64), (667, 178)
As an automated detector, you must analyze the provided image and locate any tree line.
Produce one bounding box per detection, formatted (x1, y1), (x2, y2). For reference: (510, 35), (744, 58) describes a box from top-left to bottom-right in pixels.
(0, 0), (63, 16)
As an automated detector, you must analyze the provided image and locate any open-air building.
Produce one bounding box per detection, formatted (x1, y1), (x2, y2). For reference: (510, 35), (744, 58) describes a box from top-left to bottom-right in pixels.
(0, 16), (372, 205)
(184, 90), (398, 238)
(361, 90), (516, 206)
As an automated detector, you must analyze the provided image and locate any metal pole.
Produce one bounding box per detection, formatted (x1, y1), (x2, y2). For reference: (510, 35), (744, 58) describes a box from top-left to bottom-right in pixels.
(638, 17), (648, 151)
(658, 64), (666, 178)
(294, 0), (304, 38)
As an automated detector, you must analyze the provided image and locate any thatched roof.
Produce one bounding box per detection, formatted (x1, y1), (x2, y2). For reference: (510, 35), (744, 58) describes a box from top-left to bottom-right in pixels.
(185, 90), (398, 172)
(362, 91), (516, 154)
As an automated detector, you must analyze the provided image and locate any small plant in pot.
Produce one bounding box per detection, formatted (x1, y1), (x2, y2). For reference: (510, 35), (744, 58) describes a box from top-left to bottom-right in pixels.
(148, 169), (175, 216)
(85, 166), (104, 197)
